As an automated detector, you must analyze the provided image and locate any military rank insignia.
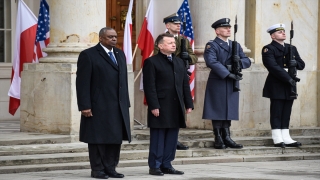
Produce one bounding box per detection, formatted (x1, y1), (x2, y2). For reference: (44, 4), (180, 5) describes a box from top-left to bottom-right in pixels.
(206, 44), (211, 49)
(263, 48), (268, 53)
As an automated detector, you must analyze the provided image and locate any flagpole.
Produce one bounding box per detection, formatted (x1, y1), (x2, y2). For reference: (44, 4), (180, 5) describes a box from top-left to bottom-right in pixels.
(134, 51), (154, 82)
(132, 44), (138, 60)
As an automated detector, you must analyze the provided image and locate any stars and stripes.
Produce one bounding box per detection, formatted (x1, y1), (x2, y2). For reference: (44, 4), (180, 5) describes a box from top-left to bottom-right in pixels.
(33, 0), (50, 63)
(178, 0), (195, 100)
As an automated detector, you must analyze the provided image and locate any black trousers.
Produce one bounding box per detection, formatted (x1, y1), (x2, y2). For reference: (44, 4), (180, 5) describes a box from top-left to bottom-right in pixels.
(211, 120), (231, 128)
(270, 99), (294, 129)
(88, 144), (121, 172)
(148, 128), (179, 169)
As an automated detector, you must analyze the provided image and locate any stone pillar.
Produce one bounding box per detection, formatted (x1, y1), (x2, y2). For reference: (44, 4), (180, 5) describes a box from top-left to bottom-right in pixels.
(20, 0), (137, 135)
(190, 0), (248, 52)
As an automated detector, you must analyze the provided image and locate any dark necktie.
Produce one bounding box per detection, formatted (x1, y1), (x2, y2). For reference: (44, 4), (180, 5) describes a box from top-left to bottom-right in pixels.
(167, 56), (172, 62)
(108, 52), (118, 65)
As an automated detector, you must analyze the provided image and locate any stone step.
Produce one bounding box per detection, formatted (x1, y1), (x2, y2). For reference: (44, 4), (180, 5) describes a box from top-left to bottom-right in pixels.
(1, 128), (319, 146)
(0, 136), (319, 156)
(0, 132), (76, 146)
(0, 153), (319, 174)
(133, 127), (320, 140)
(1, 145), (320, 167)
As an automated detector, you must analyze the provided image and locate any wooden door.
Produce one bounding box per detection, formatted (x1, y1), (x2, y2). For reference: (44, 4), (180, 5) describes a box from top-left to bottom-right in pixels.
(106, 0), (136, 50)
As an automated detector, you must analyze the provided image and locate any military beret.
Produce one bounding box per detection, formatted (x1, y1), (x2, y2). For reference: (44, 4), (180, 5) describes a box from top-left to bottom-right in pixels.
(267, 23), (285, 34)
(211, 18), (231, 29)
(163, 13), (181, 24)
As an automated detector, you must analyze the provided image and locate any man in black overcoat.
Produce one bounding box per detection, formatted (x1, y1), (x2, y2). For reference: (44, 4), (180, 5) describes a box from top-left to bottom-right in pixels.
(143, 33), (194, 176)
(202, 18), (251, 149)
(262, 23), (305, 148)
(76, 27), (131, 179)
(153, 13), (198, 150)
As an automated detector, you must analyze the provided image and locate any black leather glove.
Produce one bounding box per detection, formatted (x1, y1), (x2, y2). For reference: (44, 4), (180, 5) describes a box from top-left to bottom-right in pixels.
(288, 79), (296, 86)
(228, 73), (243, 81)
(233, 55), (241, 63)
(181, 52), (189, 60)
(288, 59), (297, 67)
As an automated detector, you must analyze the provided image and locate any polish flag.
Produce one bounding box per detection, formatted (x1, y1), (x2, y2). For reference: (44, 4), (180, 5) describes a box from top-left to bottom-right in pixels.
(137, 0), (154, 66)
(123, 0), (134, 64)
(136, 0), (154, 103)
(8, 0), (38, 115)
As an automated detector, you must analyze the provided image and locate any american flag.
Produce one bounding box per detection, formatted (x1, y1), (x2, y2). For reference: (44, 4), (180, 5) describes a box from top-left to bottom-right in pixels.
(177, 0), (195, 100)
(33, 0), (50, 62)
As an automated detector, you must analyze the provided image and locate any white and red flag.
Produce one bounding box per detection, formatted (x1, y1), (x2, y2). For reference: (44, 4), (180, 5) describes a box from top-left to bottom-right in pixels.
(137, 0), (154, 67)
(8, 0), (50, 115)
(137, 0), (155, 98)
(178, 0), (195, 100)
(123, 0), (134, 64)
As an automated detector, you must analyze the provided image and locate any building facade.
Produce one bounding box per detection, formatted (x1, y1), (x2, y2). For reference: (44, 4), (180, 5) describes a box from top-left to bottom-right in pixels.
(0, 0), (319, 134)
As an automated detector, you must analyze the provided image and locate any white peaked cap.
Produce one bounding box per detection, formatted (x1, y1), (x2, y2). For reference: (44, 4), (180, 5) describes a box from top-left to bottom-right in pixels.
(266, 23), (285, 34)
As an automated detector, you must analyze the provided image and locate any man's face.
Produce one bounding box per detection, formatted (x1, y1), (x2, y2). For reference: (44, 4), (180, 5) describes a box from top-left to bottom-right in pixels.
(166, 22), (181, 34)
(158, 37), (176, 54)
(99, 29), (117, 49)
(215, 26), (231, 38)
(271, 30), (286, 41)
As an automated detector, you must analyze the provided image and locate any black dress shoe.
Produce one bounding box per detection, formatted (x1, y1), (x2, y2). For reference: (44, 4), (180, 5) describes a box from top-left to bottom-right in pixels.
(286, 142), (302, 147)
(91, 171), (109, 179)
(149, 168), (164, 176)
(177, 141), (189, 150)
(105, 170), (124, 178)
(161, 167), (184, 175)
(274, 142), (286, 148)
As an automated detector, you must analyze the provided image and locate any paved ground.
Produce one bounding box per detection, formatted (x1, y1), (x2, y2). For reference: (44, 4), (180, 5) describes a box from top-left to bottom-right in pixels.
(1, 120), (319, 179)
(0, 160), (319, 180)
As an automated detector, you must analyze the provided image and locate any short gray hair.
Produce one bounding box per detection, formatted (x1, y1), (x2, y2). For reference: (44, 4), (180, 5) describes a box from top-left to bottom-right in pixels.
(99, 27), (114, 37)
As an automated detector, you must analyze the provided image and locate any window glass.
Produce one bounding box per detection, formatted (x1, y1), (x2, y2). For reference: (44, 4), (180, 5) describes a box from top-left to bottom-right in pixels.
(0, 0), (11, 63)
(0, 1), (4, 28)
(0, 31), (3, 62)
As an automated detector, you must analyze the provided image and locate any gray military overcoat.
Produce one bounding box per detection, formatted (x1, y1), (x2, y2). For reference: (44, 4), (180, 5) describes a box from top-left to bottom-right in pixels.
(202, 37), (251, 120)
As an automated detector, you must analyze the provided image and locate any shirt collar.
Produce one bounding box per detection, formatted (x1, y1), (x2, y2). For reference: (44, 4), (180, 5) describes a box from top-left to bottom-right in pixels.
(217, 36), (229, 46)
(100, 43), (113, 53)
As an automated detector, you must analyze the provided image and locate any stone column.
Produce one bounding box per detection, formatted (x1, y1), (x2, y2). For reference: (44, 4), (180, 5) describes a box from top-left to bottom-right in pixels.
(20, 0), (136, 135)
(190, 0), (248, 52)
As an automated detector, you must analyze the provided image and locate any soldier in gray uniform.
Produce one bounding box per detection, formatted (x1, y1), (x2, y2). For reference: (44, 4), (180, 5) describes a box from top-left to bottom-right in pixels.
(262, 23), (305, 147)
(202, 18), (251, 149)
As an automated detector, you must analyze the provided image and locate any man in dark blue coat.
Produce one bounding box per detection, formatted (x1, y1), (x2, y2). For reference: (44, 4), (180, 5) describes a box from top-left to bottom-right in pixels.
(76, 27), (131, 179)
(262, 23), (305, 148)
(202, 18), (251, 149)
(153, 13), (198, 150)
(143, 33), (194, 176)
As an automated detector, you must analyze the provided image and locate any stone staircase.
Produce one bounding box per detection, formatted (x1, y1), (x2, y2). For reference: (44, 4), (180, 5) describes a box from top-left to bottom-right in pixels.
(0, 127), (319, 174)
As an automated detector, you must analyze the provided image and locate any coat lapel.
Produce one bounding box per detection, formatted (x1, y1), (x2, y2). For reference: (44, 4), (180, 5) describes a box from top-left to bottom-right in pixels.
(113, 49), (122, 70)
(214, 37), (230, 52)
(96, 44), (119, 70)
